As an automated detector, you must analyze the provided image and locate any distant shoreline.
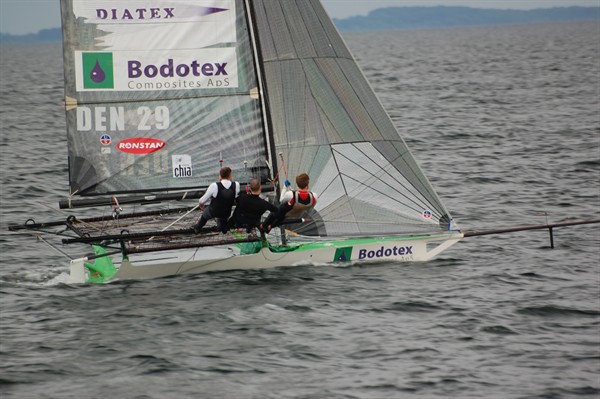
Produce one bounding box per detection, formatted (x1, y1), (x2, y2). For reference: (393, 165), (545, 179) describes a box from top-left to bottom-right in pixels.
(1, 6), (598, 43)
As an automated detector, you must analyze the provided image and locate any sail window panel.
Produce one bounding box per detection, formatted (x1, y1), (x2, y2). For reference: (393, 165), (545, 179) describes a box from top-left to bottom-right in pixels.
(258, 1), (297, 60)
(279, 0), (318, 59)
(315, 59), (384, 142)
(302, 60), (363, 143)
(307, 0), (352, 59)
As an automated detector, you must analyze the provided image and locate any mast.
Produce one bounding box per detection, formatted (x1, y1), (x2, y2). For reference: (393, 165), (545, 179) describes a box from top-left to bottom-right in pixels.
(243, 0), (281, 200)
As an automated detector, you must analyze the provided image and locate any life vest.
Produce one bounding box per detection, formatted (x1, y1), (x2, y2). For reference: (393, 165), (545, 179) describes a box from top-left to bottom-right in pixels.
(286, 190), (315, 218)
(209, 181), (237, 218)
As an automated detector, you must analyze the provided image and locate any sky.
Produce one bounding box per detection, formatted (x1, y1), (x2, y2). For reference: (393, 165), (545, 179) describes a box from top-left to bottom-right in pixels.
(0, 0), (598, 35)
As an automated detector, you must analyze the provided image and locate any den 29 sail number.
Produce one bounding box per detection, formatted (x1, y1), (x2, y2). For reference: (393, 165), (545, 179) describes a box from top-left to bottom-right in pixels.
(76, 106), (170, 131)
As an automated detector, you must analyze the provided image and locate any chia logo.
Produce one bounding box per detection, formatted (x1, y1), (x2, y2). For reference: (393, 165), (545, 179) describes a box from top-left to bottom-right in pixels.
(82, 52), (114, 89)
(116, 138), (165, 154)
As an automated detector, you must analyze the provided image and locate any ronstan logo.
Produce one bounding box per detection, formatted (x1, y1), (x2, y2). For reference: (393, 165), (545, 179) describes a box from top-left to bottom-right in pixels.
(117, 138), (165, 154)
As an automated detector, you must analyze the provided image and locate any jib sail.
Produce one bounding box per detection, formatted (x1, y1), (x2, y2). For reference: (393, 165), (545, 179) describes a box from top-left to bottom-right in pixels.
(248, 1), (455, 235)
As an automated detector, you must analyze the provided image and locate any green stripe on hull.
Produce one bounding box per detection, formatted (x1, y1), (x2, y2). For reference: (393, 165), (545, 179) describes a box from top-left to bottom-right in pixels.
(273, 233), (453, 252)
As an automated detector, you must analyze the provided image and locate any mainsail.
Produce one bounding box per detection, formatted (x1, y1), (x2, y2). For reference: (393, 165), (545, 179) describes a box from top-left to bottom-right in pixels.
(60, 0), (455, 237)
(60, 0), (269, 195)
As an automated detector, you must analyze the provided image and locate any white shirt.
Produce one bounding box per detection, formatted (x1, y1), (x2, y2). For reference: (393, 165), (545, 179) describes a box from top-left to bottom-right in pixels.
(199, 179), (240, 205)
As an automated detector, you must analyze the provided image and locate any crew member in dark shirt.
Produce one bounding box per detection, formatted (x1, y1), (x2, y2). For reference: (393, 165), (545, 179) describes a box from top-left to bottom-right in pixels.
(228, 178), (277, 232)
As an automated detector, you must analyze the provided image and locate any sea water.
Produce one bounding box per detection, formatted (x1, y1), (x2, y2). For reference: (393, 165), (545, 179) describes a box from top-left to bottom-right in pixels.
(1, 22), (599, 399)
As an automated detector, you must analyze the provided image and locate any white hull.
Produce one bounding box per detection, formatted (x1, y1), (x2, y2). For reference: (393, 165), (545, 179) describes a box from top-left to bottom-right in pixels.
(69, 232), (463, 283)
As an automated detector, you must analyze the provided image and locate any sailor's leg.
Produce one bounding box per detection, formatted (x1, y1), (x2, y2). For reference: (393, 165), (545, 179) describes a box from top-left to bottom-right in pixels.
(194, 208), (213, 233)
(216, 218), (229, 234)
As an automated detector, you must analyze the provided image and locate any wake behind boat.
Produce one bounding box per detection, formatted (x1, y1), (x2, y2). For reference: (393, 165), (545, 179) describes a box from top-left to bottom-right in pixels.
(10, 0), (465, 283)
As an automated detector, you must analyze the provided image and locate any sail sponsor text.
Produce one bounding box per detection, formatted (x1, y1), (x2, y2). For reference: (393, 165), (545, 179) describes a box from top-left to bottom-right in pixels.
(116, 138), (166, 154)
(358, 245), (414, 261)
(75, 50), (238, 92)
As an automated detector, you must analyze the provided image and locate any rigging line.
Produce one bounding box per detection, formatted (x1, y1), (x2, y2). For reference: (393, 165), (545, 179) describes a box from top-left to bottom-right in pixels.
(388, 140), (449, 213)
(328, 144), (359, 225)
(35, 201), (101, 231)
(279, 152), (289, 180)
(346, 145), (442, 218)
(342, 142), (431, 210)
(148, 205), (200, 242)
(10, 229), (79, 240)
(333, 144), (436, 215)
(334, 139), (443, 213)
(300, 218), (436, 226)
(330, 147), (432, 216)
(174, 245), (202, 275)
(336, 171), (429, 218)
(36, 234), (74, 261)
(244, 0), (279, 189)
(313, 171), (342, 203)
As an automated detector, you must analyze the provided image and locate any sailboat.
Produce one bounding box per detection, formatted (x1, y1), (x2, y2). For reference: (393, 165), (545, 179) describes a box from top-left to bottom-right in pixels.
(9, 0), (464, 283)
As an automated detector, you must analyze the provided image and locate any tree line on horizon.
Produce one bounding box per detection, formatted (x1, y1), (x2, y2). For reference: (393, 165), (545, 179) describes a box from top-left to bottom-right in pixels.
(1, 6), (598, 43)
